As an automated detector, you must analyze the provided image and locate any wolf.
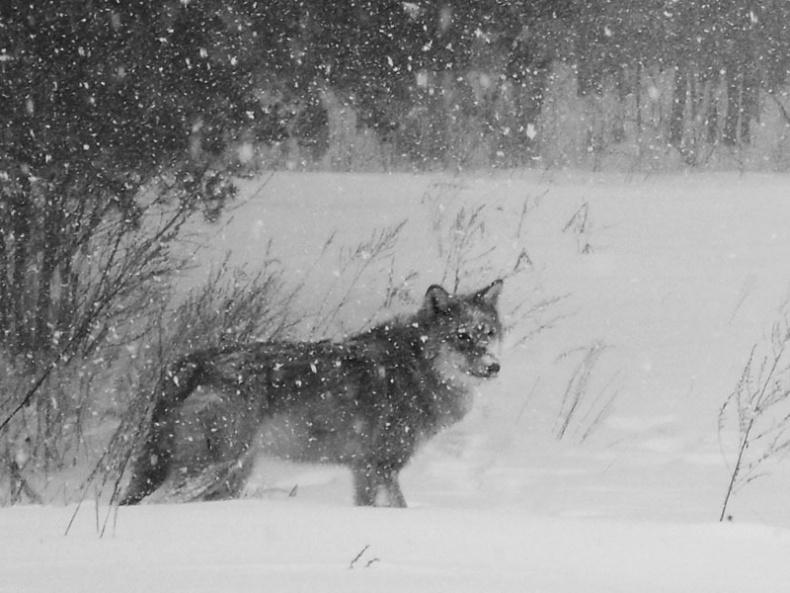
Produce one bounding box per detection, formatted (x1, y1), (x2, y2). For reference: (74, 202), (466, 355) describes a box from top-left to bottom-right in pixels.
(121, 279), (503, 507)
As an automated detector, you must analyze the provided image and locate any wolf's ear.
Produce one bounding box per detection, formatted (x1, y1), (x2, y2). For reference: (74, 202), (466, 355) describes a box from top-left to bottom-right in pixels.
(475, 279), (503, 307)
(424, 284), (451, 315)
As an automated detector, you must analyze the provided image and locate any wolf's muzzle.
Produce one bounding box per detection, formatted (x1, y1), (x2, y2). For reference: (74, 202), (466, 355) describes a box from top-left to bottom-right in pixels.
(470, 360), (500, 378)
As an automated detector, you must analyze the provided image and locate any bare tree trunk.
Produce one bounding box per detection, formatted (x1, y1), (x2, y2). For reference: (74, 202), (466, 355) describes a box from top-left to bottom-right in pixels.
(57, 257), (77, 339)
(706, 74), (719, 145)
(669, 64), (687, 148)
(612, 67), (627, 143)
(740, 71), (759, 145)
(0, 222), (8, 347)
(635, 62), (642, 137)
(34, 200), (61, 353)
(723, 64), (742, 146)
(10, 190), (31, 353)
(690, 74), (701, 125)
(510, 63), (549, 165)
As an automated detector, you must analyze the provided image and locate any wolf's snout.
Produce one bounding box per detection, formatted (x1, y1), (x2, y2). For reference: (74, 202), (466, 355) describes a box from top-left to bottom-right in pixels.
(470, 359), (500, 378)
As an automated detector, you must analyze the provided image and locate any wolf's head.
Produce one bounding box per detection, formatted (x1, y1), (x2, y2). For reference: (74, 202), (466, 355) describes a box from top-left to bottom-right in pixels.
(419, 279), (503, 387)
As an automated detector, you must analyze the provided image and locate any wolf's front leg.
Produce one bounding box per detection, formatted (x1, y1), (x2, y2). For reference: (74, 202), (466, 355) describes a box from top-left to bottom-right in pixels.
(352, 464), (407, 508)
(381, 474), (407, 508)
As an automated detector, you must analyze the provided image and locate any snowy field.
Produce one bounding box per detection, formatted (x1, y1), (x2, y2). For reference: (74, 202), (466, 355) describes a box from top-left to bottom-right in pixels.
(5, 170), (790, 591)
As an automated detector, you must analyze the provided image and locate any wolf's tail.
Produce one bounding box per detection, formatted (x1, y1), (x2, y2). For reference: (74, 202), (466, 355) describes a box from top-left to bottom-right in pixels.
(119, 355), (206, 505)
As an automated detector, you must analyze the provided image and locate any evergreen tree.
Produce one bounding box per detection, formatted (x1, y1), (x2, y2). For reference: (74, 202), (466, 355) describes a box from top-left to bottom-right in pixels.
(0, 1), (269, 355)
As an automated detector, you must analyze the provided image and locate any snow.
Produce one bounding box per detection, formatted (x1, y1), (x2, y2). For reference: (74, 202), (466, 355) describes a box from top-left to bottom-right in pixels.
(5, 170), (790, 591)
(5, 502), (790, 593)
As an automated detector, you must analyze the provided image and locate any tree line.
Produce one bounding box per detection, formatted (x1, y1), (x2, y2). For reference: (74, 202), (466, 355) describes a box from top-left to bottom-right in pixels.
(2, 0), (790, 359)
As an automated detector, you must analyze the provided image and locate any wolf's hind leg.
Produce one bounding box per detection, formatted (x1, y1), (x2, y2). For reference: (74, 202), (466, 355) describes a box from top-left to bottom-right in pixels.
(197, 450), (257, 501)
(352, 466), (377, 506)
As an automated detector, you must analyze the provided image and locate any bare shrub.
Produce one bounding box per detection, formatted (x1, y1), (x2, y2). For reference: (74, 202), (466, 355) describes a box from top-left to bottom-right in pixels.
(308, 220), (408, 336)
(70, 255), (294, 512)
(554, 342), (621, 442)
(421, 181), (497, 294)
(719, 307), (790, 521)
(0, 198), (203, 503)
(562, 202), (593, 254)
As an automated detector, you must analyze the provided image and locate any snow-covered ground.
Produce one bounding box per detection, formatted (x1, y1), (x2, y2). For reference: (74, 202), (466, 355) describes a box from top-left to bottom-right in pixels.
(5, 170), (790, 591)
(5, 500), (790, 593)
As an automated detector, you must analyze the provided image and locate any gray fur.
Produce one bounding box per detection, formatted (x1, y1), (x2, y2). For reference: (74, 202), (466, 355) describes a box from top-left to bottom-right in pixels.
(121, 280), (503, 507)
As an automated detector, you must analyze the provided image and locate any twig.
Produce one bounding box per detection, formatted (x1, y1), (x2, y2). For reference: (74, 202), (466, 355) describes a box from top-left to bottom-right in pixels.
(0, 363), (58, 433)
(348, 544), (370, 569)
(719, 414), (756, 522)
(555, 342), (608, 440)
(719, 309), (790, 521)
(514, 189), (548, 240)
(248, 171), (276, 202)
(770, 92), (790, 126)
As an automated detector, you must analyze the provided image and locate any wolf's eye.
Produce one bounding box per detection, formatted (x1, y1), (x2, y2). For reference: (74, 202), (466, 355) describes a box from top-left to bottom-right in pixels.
(477, 324), (496, 339)
(456, 331), (473, 344)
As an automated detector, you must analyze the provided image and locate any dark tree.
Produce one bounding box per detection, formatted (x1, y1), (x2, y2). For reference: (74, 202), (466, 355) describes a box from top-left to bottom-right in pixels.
(0, 1), (272, 358)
